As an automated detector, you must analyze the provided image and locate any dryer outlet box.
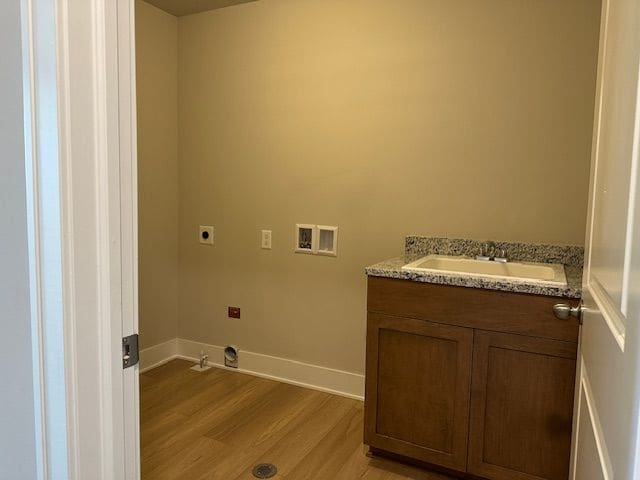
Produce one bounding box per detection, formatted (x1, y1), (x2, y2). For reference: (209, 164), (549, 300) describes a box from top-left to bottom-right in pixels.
(224, 345), (238, 368)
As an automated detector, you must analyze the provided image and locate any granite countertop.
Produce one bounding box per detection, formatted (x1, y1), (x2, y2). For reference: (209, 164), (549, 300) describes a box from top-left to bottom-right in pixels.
(365, 237), (583, 299)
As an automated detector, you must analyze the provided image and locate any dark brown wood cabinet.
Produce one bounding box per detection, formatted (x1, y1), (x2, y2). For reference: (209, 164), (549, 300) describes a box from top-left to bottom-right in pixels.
(468, 332), (577, 480)
(364, 313), (473, 471)
(364, 277), (580, 480)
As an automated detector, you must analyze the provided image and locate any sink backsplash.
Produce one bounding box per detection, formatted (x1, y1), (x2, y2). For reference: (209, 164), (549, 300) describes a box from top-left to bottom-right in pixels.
(405, 236), (584, 267)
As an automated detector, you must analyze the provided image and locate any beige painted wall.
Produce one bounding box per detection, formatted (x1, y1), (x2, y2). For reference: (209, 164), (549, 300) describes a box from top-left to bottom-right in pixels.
(136, 0), (179, 349)
(171, 0), (601, 374)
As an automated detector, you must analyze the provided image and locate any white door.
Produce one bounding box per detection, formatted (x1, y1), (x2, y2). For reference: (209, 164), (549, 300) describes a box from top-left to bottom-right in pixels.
(570, 0), (640, 478)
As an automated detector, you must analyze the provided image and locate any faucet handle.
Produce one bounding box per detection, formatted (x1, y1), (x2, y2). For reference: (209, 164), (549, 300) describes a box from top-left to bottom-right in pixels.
(494, 247), (508, 262)
(483, 241), (496, 257)
(477, 241), (495, 260)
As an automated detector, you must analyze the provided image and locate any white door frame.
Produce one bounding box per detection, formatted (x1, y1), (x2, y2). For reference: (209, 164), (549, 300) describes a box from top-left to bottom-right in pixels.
(22, 0), (139, 478)
(24, 0), (640, 478)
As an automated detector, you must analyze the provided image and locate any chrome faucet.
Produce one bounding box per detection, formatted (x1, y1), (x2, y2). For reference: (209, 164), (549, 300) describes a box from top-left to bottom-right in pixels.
(475, 241), (508, 262)
(476, 241), (496, 261)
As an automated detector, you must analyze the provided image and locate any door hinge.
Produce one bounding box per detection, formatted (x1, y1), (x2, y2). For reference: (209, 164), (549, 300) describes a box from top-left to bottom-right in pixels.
(122, 334), (139, 369)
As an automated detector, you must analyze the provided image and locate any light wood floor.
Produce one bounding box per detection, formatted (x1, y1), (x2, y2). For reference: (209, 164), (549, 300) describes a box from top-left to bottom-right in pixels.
(141, 359), (454, 480)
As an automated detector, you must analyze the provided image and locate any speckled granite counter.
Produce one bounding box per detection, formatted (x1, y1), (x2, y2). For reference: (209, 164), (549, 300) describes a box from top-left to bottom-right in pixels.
(365, 237), (583, 299)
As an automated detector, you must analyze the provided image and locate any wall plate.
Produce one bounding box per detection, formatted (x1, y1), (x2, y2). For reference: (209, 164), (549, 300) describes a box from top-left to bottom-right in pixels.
(261, 229), (272, 249)
(199, 225), (214, 245)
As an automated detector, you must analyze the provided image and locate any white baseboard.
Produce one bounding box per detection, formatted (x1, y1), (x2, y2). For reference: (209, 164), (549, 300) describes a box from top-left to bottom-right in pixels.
(139, 337), (364, 400)
(139, 338), (178, 373)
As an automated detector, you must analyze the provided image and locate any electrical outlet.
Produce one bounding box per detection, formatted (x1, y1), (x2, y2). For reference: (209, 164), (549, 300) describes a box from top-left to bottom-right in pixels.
(261, 229), (272, 249)
(199, 225), (214, 245)
(228, 306), (241, 319)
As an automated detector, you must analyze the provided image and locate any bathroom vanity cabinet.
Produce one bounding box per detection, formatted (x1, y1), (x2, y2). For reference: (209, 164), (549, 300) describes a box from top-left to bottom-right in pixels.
(364, 276), (580, 480)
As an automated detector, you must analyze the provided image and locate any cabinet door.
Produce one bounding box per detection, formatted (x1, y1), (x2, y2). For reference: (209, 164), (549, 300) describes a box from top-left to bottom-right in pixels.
(468, 331), (577, 480)
(364, 313), (473, 471)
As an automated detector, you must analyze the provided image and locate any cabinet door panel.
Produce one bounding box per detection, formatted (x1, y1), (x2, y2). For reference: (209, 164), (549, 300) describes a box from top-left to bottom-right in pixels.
(364, 313), (473, 471)
(468, 331), (577, 480)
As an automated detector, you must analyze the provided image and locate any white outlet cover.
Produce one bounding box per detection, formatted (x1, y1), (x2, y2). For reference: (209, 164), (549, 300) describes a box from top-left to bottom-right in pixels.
(199, 225), (214, 245)
(261, 229), (272, 249)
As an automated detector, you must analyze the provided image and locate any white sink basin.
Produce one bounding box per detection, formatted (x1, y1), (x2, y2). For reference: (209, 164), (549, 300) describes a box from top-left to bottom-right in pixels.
(402, 255), (567, 286)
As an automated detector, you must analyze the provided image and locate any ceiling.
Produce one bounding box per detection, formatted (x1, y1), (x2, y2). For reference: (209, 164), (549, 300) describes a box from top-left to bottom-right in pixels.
(144, 0), (258, 17)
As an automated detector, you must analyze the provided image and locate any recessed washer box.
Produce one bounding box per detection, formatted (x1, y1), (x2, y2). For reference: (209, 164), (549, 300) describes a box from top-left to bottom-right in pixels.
(317, 225), (338, 256)
(294, 224), (338, 256)
(295, 224), (316, 254)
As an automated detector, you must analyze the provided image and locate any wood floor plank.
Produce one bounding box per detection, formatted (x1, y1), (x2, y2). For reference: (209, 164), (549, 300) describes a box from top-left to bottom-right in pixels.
(171, 368), (254, 417)
(142, 376), (278, 471)
(144, 435), (228, 479)
(335, 445), (391, 480)
(204, 383), (322, 447)
(282, 404), (364, 479)
(194, 391), (339, 480)
(230, 394), (356, 479)
(141, 366), (216, 423)
(141, 359), (456, 480)
(337, 445), (455, 480)
(140, 410), (187, 450)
